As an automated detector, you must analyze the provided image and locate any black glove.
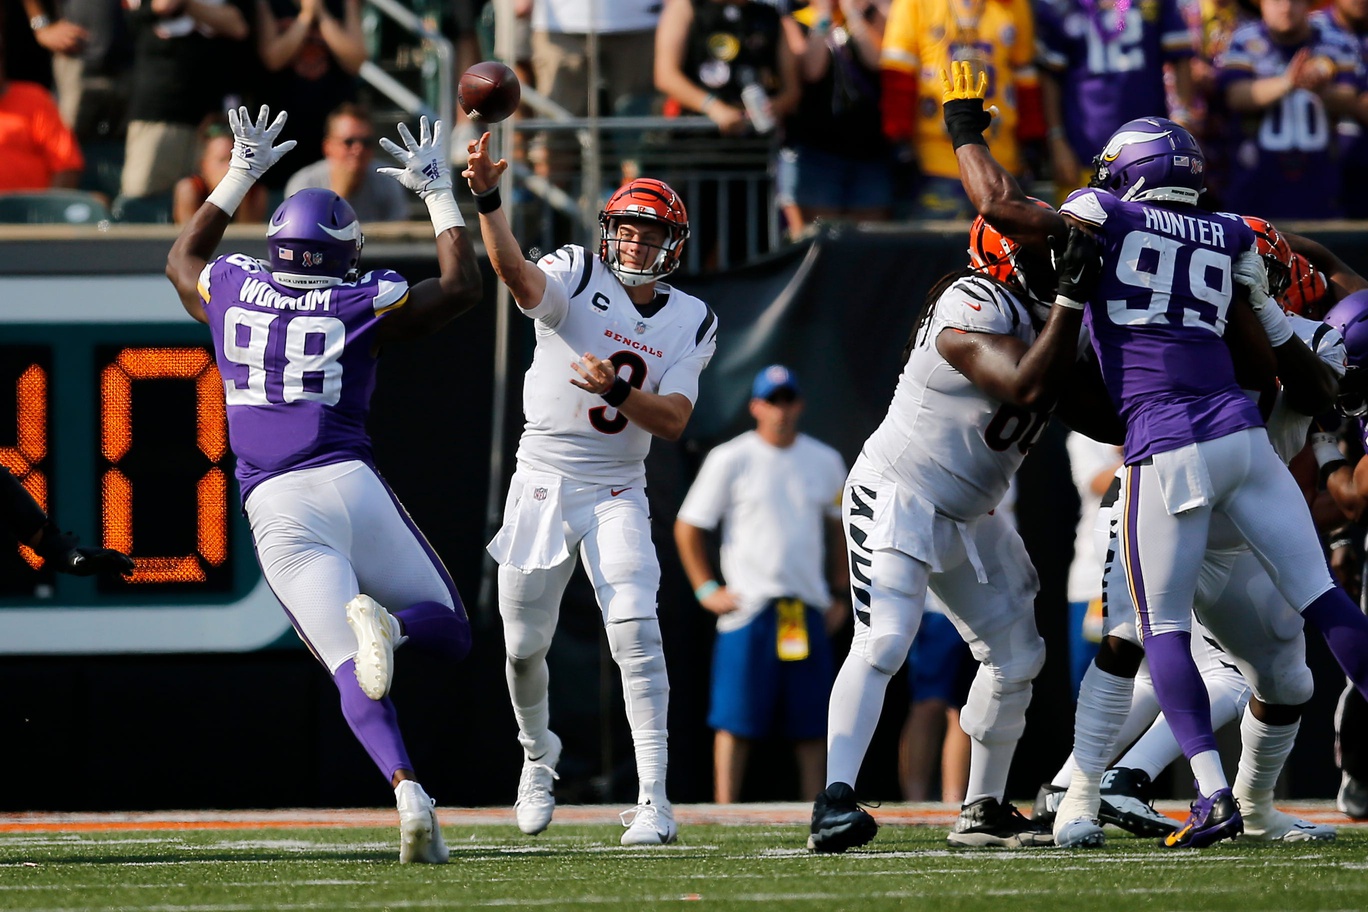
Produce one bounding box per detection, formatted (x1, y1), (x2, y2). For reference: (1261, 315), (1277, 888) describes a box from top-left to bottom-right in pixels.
(1052, 226), (1103, 308)
(943, 97), (992, 150)
(35, 521), (135, 577)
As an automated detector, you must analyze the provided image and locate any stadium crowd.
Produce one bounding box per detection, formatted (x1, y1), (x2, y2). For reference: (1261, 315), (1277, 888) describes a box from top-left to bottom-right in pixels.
(5, 0), (1368, 226)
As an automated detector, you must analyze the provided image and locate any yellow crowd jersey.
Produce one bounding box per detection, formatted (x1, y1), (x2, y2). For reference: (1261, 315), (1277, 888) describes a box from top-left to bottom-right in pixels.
(881, 0), (1036, 178)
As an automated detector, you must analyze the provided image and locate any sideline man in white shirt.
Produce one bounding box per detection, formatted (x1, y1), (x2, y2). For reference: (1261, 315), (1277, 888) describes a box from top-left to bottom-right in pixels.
(674, 365), (848, 804)
(464, 134), (718, 846)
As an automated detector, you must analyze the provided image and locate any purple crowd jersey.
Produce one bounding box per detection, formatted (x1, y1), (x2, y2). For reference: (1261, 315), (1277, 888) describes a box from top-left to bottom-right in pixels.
(1215, 18), (1363, 218)
(195, 253), (410, 500)
(1310, 9), (1368, 214)
(1036, 0), (1195, 161)
(1059, 188), (1261, 463)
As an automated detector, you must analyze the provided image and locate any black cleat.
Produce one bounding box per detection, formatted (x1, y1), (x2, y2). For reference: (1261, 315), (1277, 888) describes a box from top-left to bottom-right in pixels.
(807, 782), (878, 853)
(1099, 767), (1179, 837)
(948, 797), (1054, 848)
(1032, 782), (1067, 825)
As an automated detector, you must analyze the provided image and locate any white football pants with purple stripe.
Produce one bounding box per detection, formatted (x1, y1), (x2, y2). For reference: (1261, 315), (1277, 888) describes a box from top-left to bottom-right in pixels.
(246, 460), (461, 673)
(1117, 427), (1333, 648)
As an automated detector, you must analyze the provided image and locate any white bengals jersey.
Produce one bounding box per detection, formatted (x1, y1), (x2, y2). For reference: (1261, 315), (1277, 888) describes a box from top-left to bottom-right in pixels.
(515, 244), (719, 486)
(857, 275), (1044, 522)
(1264, 314), (1346, 464)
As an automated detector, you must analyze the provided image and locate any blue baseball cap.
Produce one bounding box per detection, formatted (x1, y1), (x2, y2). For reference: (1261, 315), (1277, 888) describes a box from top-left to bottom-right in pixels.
(752, 364), (800, 400)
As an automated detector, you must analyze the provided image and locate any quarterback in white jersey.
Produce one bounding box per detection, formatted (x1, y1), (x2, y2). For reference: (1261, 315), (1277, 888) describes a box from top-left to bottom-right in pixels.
(809, 214), (1117, 853)
(466, 134), (716, 847)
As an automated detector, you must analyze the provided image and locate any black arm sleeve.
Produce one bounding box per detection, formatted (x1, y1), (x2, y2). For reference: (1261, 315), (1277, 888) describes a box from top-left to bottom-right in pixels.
(0, 466), (48, 545)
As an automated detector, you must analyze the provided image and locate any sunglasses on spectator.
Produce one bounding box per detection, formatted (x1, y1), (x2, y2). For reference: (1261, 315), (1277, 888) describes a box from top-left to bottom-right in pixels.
(765, 390), (799, 405)
(334, 135), (373, 147)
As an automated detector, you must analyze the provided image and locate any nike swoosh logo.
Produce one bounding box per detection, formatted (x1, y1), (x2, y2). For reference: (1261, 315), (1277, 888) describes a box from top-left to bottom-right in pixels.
(610, 487), (632, 497)
(964, 301), (982, 311)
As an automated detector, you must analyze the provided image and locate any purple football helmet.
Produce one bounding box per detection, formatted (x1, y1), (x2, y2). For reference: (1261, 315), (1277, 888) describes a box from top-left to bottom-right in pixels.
(267, 188), (364, 288)
(1090, 117), (1206, 206)
(1324, 290), (1368, 417)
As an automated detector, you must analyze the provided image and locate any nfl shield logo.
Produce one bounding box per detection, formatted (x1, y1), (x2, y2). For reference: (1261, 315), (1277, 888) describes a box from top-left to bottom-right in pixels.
(533, 487), (548, 502)
(635, 321), (647, 334)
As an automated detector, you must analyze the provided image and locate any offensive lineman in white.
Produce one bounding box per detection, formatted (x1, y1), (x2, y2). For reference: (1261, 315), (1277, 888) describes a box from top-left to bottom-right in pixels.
(465, 134), (717, 845)
(809, 215), (1117, 852)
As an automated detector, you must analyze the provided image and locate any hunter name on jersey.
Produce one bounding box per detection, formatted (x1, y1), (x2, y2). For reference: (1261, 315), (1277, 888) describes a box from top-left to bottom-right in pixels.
(517, 244), (718, 487)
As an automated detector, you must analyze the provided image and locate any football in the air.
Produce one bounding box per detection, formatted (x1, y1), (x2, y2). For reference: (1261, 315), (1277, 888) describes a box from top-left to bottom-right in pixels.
(458, 61), (521, 123)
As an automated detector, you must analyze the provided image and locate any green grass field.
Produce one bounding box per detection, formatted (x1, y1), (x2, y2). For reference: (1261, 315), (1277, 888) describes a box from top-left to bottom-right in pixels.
(1, 810), (1366, 912)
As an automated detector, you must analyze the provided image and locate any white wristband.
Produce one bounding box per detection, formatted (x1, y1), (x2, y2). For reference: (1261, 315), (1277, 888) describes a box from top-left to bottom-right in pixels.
(1255, 296), (1295, 347)
(205, 168), (257, 217)
(1053, 294), (1086, 311)
(1311, 432), (1346, 469)
(423, 188), (464, 236)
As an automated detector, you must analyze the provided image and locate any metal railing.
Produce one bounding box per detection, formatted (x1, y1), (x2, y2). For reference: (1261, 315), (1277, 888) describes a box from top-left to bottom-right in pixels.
(504, 115), (781, 274)
(360, 0), (454, 159)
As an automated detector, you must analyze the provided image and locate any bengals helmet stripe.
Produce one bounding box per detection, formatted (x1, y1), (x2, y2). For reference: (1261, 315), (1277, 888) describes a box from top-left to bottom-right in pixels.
(1283, 253), (1328, 318)
(967, 199), (1055, 291)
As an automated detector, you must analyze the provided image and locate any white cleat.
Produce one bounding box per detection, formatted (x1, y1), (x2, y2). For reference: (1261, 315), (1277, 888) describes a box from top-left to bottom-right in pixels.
(1054, 816), (1106, 848)
(396, 780), (449, 864)
(346, 594), (402, 700)
(620, 797), (678, 846)
(1243, 807), (1337, 843)
(515, 732), (562, 835)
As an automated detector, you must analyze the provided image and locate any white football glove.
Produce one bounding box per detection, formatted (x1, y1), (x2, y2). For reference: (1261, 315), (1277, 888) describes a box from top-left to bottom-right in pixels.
(377, 117), (452, 200)
(1234, 249), (1294, 345)
(1234, 249), (1275, 309)
(226, 105), (296, 180)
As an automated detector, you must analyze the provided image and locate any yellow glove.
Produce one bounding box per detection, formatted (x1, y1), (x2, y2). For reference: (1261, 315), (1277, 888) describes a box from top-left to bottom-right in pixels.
(940, 61), (987, 103)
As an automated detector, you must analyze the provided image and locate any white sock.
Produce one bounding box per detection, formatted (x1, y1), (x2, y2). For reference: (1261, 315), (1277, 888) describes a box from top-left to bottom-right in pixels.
(506, 654), (552, 759)
(1234, 708), (1299, 814)
(1114, 715), (1179, 780)
(1054, 766), (1103, 834)
(1051, 754), (1077, 789)
(1190, 749), (1228, 795)
(825, 652), (894, 787)
(1073, 665), (1135, 775)
(1111, 665), (1162, 760)
(964, 737), (1014, 805)
(634, 730), (669, 802)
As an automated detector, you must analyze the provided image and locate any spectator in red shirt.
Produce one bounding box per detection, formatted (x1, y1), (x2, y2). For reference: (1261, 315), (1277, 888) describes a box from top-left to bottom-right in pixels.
(0, 42), (84, 190)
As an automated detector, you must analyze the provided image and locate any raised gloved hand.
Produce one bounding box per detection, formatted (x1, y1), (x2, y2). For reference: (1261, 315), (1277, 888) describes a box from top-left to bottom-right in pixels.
(208, 106), (296, 217)
(226, 105), (296, 181)
(940, 60), (994, 150)
(379, 117), (463, 235)
(378, 117), (452, 200)
(35, 522), (134, 577)
(1051, 226), (1103, 309)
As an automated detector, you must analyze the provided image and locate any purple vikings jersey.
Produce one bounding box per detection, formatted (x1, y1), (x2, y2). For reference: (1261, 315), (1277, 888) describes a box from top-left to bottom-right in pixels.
(196, 254), (410, 499)
(1310, 10), (1368, 174)
(1216, 19), (1362, 218)
(1036, 0), (1194, 161)
(1060, 188), (1261, 463)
